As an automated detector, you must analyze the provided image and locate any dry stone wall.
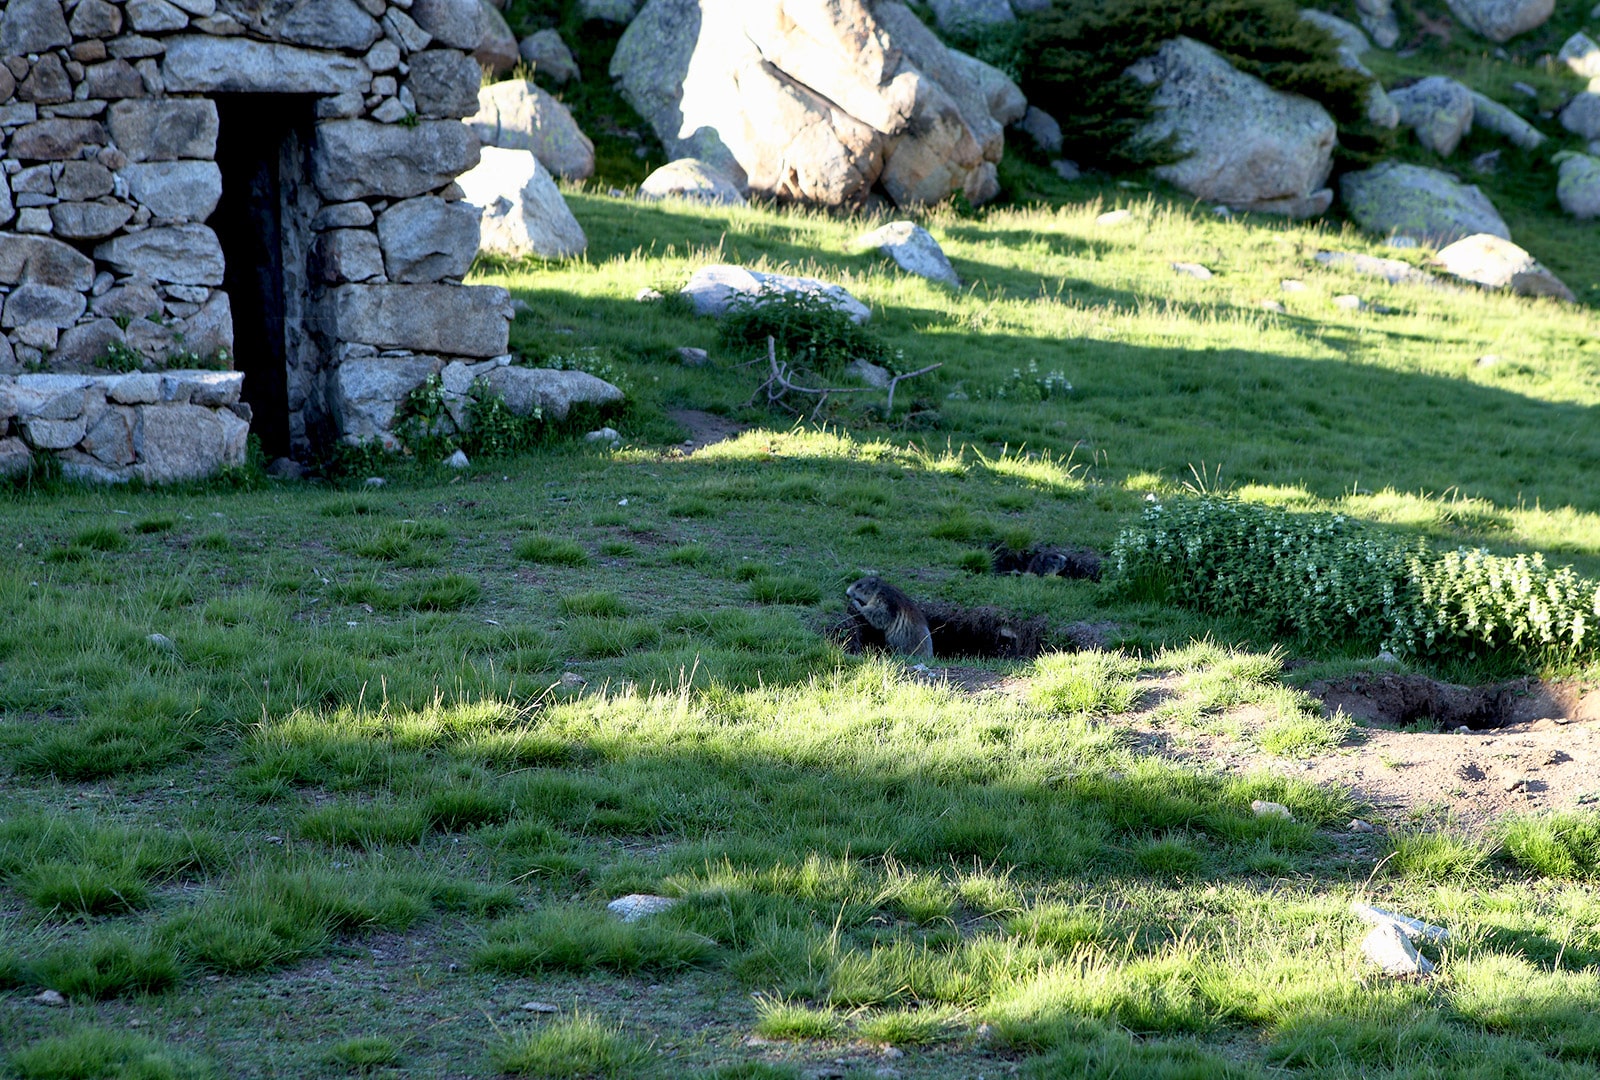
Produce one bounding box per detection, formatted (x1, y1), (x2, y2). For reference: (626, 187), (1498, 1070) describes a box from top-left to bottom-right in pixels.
(0, 0), (512, 474)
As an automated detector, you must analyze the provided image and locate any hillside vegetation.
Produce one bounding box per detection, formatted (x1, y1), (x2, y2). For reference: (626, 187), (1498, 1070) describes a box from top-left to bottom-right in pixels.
(7, 2), (1600, 1078)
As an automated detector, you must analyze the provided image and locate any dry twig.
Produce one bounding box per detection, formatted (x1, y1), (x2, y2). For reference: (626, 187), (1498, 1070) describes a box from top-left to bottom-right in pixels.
(746, 337), (940, 420)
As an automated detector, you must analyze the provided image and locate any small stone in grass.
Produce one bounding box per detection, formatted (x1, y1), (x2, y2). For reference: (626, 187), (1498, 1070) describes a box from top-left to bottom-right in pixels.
(1251, 799), (1294, 820)
(1096, 209), (1132, 225)
(445, 449), (470, 469)
(521, 1001), (558, 1013)
(1349, 818), (1375, 833)
(1333, 294), (1365, 310)
(677, 347), (709, 366)
(1172, 261), (1213, 279)
(365, 477), (386, 487)
(607, 893), (678, 922)
(1361, 922), (1435, 976)
(558, 672), (586, 689)
(147, 632), (176, 652)
(35, 990), (67, 1006)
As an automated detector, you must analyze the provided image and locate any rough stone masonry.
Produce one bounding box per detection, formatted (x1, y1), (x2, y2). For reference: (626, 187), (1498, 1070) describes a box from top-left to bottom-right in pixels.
(0, 0), (512, 481)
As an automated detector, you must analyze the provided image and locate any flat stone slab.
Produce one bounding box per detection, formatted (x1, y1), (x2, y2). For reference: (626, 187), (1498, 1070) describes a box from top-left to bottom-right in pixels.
(682, 264), (871, 323)
(606, 894), (678, 923)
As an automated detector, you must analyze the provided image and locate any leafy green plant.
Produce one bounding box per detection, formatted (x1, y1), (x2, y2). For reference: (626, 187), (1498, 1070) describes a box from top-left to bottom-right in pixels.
(95, 339), (145, 373)
(718, 290), (898, 375)
(1110, 496), (1600, 665)
(393, 373), (457, 464)
(461, 378), (543, 460)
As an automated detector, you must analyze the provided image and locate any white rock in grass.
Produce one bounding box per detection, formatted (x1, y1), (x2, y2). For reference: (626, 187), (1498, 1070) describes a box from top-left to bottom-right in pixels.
(607, 893), (678, 922)
(1251, 799), (1294, 820)
(854, 222), (960, 288)
(1361, 922), (1436, 976)
(682, 265), (871, 323)
(33, 989), (67, 1006)
(147, 632), (177, 652)
(1351, 902), (1450, 943)
(1171, 262), (1213, 280)
(445, 448), (470, 469)
(1433, 233), (1574, 302)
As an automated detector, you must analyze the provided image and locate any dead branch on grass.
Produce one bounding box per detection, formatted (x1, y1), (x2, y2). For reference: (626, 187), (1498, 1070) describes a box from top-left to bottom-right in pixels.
(746, 337), (941, 420)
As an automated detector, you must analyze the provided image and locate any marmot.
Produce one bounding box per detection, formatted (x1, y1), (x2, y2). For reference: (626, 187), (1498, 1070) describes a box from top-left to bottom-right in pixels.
(846, 576), (934, 659)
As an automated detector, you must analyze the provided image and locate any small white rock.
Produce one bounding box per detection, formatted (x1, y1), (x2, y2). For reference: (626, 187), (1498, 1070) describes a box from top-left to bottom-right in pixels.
(445, 449), (470, 469)
(584, 427), (621, 445)
(1172, 262), (1214, 279)
(1051, 159), (1081, 181)
(1332, 294), (1366, 310)
(520, 1001), (559, 1013)
(559, 672), (587, 689)
(676, 347), (709, 367)
(34, 989), (67, 1006)
(1351, 901), (1450, 943)
(1361, 922), (1436, 976)
(1096, 209), (1132, 226)
(636, 287), (664, 302)
(364, 477), (386, 487)
(606, 894), (679, 922)
(1251, 800), (1294, 820)
(146, 633), (176, 652)
(1349, 819), (1375, 833)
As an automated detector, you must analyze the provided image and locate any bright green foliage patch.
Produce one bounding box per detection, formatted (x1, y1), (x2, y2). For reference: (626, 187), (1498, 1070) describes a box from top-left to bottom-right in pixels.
(493, 1013), (651, 1079)
(1112, 497), (1600, 665)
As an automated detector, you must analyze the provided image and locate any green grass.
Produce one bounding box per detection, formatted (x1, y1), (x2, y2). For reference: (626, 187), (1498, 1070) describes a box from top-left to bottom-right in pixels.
(9, 33), (1600, 1074)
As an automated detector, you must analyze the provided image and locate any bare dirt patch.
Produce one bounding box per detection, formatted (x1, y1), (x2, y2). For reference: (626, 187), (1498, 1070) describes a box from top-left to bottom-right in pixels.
(666, 409), (748, 452)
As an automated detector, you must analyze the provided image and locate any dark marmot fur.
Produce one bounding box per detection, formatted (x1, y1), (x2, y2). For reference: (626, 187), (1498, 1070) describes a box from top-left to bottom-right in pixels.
(846, 576), (934, 659)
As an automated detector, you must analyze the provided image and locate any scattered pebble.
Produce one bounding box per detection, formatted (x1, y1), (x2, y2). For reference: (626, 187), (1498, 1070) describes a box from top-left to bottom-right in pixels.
(1251, 800), (1294, 820)
(1332, 294), (1366, 310)
(1172, 262), (1213, 279)
(1096, 209), (1132, 226)
(881, 1047), (905, 1059)
(607, 894), (679, 922)
(636, 287), (664, 302)
(445, 449), (470, 470)
(1504, 776), (1527, 792)
(1513, 80), (1539, 98)
(1455, 725), (1473, 734)
(265, 835), (283, 844)
(34, 990), (66, 1007)
(677, 347), (710, 367)
(1361, 922), (1436, 976)
(1349, 819), (1375, 833)
(521, 1001), (559, 1013)
(1476, 354), (1501, 367)
(559, 672), (587, 689)
(1280, 279), (1308, 292)
(584, 427), (622, 445)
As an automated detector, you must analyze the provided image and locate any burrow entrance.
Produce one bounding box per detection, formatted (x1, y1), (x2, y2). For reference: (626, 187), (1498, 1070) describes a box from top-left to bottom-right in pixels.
(211, 94), (321, 460)
(832, 603), (1051, 660)
(1309, 673), (1600, 731)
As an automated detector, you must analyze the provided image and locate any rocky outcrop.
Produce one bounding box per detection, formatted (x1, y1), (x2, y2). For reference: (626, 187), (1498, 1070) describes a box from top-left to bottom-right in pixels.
(682, 264), (871, 322)
(457, 147), (588, 260)
(469, 80), (596, 181)
(1433, 234), (1573, 301)
(1126, 38), (1336, 217)
(609, 0), (1026, 209)
(1556, 152), (1600, 218)
(1444, 0), (1554, 43)
(639, 160), (747, 205)
(1390, 77), (1475, 156)
(1341, 162), (1510, 245)
(0, 370), (249, 483)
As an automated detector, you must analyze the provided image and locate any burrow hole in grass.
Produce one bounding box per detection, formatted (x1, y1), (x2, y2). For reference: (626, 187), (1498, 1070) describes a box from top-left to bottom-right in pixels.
(832, 601), (1050, 660)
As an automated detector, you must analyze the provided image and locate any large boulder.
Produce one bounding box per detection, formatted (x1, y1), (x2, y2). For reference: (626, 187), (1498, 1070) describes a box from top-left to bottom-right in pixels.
(1559, 32), (1600, 79)
(1390, 77), (1475, 156)
(456, 146), (588, 260)
(610, 0), (1025, 209)
(1444, 0), (1553, 43)
(1125, 38), (1336, 217)
(1560, 93), (1600, 142)
(482, 366), (625, 421)
(639, 159), (747, 205)
(475, 0), (519, 76)
(926, 0), (1014, 33)
(1433, 234), (1573, 301)
(519, 29), (580, 85)
(1300, 9), (1370, 56)
(682, 264), (871, 322)
(1341, 162), (1510, 246)
(468, 80), (596, 181)
(1555, 152), (1600, 219)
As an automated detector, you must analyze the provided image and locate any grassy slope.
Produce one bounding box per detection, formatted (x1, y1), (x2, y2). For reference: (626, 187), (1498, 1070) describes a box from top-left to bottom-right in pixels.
(8, 6), (1600, 1079)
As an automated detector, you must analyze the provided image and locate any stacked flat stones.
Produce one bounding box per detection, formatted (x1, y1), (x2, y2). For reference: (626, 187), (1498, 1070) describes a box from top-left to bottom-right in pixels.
(0, 0), (512, 466)
(0, 368), (249, 481)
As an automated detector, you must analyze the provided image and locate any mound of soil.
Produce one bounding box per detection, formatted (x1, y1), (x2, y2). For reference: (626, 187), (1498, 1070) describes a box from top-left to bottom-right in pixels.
(991, 544), (1103, 580)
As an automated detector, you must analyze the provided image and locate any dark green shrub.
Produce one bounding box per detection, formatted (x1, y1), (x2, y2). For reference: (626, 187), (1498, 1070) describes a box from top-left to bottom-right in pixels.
(718, 291), (897, 375)
(1018, 0), (1385, 169)
(1110, 496), (1600, 665)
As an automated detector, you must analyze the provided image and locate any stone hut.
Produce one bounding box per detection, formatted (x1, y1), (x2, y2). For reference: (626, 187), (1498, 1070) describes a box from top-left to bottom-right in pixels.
(0, 0), (511, 481)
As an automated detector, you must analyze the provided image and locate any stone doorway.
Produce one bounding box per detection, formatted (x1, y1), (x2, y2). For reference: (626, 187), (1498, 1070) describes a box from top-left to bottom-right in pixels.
(211, 95), (320, 460)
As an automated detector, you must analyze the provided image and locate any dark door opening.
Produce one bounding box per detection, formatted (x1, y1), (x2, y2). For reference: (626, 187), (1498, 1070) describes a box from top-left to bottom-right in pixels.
(210, 95), (317, 460)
